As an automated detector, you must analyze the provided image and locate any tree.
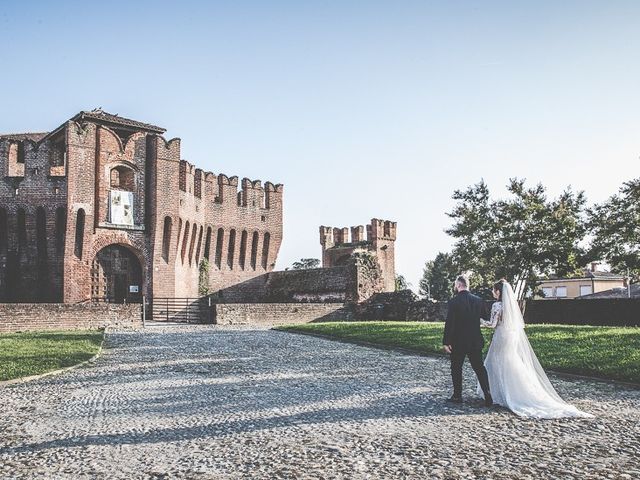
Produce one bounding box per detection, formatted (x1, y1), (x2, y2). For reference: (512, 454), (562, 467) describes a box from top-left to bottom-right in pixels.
(395, 274), (408, 291)
(291, 258), (321, 270)
(419, 252), (457, 300)
(587, 178), (640, 282)
(446, 179), (587, 301)
(198, 258), (210, 296)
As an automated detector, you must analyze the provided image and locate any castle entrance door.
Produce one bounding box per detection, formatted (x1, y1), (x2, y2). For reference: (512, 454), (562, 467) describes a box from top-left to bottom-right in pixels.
(91, 245), (143, 303)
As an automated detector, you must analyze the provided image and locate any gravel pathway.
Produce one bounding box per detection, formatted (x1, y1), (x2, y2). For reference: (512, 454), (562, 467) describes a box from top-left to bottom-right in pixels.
(0, 325), (638, 479)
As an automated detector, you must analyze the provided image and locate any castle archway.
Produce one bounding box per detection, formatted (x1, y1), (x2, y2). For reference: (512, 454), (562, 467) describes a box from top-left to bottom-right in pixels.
(91, 244), (143, 303)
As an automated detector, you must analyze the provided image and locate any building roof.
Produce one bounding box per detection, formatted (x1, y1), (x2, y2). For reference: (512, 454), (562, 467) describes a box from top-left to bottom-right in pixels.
(0, 132), (48, 142)
(580, 284), (640, 299)
(72, 109), (166, 134)
(1, 109), (167, 143)
(540, 269), (626, 282)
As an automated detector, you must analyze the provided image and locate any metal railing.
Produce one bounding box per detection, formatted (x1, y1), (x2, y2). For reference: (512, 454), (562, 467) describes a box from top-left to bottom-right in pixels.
(145, 297), (212, 324)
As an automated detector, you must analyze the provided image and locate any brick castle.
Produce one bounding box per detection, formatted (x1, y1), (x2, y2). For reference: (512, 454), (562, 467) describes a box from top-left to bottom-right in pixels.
(0, 109), (283, 303)
(0, 109), (395, 305)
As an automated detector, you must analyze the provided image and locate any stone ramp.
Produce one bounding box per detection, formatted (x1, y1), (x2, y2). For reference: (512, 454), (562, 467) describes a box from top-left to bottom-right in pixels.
(0, 326), (638, 479)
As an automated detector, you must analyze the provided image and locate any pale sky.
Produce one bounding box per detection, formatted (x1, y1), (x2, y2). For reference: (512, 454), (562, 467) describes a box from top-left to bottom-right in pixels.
(1, 1), (639, 289)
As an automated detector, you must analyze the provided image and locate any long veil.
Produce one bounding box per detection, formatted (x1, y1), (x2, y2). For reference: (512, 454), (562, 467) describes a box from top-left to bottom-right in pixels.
(500, 281), (569, 404)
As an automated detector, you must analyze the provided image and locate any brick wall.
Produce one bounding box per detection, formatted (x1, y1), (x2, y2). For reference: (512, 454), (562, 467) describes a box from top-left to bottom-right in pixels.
(213, 303), (353, 325)
(0, 134), (68, 302)
(0, 303), (141, 333)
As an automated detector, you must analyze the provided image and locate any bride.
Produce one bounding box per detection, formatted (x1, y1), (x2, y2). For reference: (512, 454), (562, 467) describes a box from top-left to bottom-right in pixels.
(479, 279), (593, 419)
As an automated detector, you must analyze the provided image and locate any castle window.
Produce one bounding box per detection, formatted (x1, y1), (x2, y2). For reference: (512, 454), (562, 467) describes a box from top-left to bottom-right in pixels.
(17, 142), (26, 164)
(0, 208), (7, 253)
(188, 223), (197, 265)
(162, 216), (172, 262)
(110, 166), (134, 190)
(36, 207), (47, 260)
(176, 218), (183, 256)
(250, 231), (259, 270)
(74, 209), (85, 259)
(55, 207), (67, 256)
(50, 142), (66, 167)
(17, 208), (27, 249)
(227, 229), (236, 269)
(195, 226), (203, 264)
(181, 221), (190, 264)
(239, 230), (247, 270)
(215, 228), (224, 268)
(204, 227), (212, 261)
(7, 142), (25, 177)
(261, 232), (270, 270)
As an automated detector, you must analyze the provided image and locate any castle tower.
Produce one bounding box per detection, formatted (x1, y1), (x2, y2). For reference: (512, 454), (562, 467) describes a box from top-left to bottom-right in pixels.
(319, 217), (397, 292)
(368, 218), (397, 292)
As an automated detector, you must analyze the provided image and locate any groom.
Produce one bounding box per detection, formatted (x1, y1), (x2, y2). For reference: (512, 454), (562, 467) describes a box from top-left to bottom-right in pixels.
(442, 275), (493, 406)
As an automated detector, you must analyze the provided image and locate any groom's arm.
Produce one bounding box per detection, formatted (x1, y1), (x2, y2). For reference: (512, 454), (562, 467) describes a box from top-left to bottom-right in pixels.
(443, 300), (454, 350)
(480, 298), (491, 321)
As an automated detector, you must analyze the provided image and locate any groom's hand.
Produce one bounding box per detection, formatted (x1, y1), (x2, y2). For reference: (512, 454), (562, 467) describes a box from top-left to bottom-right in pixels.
(443, 345), (452, 354)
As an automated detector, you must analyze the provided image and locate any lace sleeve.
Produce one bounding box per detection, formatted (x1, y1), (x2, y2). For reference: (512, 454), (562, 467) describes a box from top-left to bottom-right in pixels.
(481, 302), (502, 328)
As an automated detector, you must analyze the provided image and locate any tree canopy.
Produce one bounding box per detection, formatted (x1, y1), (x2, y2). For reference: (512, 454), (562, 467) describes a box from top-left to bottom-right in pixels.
(588, 178), (640, 282)
(291, 258), (321, 270)
(446, 178), (587, 300)
(419, 252), (457, 300)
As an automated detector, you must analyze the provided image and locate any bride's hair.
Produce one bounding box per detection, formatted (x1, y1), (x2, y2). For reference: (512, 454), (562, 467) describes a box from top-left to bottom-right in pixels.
(493, 279), (507, 299)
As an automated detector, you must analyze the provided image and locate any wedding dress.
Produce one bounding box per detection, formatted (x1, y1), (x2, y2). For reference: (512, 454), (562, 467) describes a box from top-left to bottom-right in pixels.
(478, 282), (593, 419)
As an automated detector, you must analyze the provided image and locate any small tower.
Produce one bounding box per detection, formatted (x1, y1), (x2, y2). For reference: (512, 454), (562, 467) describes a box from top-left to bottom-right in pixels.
(319, 226), (335, 267)
(319, 217), (397, 292)
(368, 218), (397, 292)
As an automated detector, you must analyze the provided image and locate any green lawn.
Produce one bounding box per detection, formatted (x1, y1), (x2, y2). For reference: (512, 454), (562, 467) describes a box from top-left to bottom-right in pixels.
(0, 330), (104, 382)
(276, 322), (640, 384)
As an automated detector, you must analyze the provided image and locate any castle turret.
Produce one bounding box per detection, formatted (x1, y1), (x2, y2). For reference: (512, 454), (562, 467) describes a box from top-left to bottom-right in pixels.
(319, 217), (397, 293)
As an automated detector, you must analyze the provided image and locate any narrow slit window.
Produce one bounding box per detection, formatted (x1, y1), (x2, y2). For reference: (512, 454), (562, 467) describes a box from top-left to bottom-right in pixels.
(215, 228), (224, 268)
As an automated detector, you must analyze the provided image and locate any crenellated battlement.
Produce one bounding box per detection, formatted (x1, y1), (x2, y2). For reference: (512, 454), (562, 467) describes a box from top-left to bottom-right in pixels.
(319, 218), (396, 247)
(0, 134), (68, 183)
(175, 158), (283, 209)
(319, 217), (397, 293)
(367, 218), (397, 241)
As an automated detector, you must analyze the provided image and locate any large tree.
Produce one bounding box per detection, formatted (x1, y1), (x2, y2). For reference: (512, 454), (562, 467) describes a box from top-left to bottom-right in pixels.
(588, 178), (640, 282)
(419, 252), (457, 300)
(446, 179), (587, 301)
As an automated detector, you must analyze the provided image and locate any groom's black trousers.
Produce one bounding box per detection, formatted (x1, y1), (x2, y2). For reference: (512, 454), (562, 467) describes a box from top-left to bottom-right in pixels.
(450, 346), (491, 398)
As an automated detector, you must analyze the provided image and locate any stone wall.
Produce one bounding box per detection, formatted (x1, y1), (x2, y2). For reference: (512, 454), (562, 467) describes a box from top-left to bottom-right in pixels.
(212, 265), (358, 303)
(0, 303), (141, 333)
(213, 303), (353, 325)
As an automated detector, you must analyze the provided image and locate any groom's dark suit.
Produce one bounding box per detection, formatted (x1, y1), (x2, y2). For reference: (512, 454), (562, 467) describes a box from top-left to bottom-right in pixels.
(443, 290), (491, 398)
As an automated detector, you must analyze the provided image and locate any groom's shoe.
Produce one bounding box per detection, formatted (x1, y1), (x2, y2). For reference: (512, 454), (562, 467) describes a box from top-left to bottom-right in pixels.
(446, 395), (462, 404)
(484, 392), (494, 407)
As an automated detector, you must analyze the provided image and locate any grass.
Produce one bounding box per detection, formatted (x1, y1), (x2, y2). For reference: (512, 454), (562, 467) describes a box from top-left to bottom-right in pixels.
(0, 330), (104, 382)
(276, 322), (640, 384)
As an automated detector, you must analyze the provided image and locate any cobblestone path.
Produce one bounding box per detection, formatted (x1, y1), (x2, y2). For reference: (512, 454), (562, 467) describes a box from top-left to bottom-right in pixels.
(1, 326), (638, 479)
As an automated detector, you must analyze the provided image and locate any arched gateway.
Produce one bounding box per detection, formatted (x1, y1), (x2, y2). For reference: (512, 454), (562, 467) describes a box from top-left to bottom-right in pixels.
(91, 245), (143, 303)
